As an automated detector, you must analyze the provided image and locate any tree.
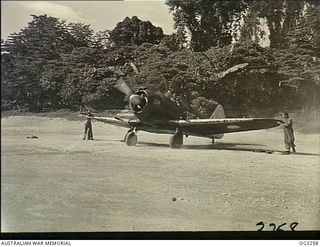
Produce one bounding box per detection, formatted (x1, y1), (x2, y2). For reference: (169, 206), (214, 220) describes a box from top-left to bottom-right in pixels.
(92, 30), (111, 49)
(67, 22), (94, 47)
(242, 0), (306, 48)
(123, 38), (288, 116)
(1, 15), (95, 111)
(109, 16), (164, 46)
(286, 3), (320, 55)
(198, 42), (289, 116)
(2, 11), (317, 116)
(239, 1), (265, 44)
(274, 3), (320, 112)
(2, 15), (69, 110)
(166, 0), (247, 51)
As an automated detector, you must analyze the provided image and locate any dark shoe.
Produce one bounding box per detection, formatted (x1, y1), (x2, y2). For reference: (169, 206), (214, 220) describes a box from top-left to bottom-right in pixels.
(292, 148), (296, 153)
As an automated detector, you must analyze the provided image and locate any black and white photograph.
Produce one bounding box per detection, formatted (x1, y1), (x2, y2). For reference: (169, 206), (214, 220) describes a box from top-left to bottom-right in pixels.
(1, 0), (319, 240)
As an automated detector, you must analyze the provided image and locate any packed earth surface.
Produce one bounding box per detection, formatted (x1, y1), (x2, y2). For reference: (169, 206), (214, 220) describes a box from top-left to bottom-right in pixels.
(1, 115), (319, 232)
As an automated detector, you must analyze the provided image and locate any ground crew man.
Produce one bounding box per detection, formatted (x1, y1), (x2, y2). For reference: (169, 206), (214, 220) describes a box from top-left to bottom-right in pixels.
(83, 111), (94, 140)
(278, 112), (296, 153)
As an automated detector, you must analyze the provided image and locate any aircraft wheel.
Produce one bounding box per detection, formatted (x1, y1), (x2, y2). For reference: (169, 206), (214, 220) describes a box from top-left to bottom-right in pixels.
(124, 132), (129, 142)
(211, 138), (215, 144)
(124, 128), (134, 141)
(125, 132), (137, 146)
(169, 132), (183, 149)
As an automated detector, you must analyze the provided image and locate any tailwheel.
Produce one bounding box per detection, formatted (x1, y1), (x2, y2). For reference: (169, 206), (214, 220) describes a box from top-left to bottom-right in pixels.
(169, 128), (183, 149)
(125, 131), (138, 146)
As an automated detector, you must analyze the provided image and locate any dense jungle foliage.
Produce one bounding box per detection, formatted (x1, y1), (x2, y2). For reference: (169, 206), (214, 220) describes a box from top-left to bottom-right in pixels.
(1, 1), (319, 117)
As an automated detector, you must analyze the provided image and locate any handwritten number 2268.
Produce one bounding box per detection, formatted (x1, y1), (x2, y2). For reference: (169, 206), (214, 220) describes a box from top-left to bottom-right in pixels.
(256, 221), (298, 231)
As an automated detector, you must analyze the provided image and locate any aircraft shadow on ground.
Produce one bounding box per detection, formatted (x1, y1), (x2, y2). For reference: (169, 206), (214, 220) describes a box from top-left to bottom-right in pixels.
(136, 141), (320, 156)
(95, 139), (319, 156)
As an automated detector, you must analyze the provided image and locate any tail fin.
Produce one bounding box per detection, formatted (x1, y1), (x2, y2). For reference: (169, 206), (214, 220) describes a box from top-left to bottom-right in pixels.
(210, 104), (225, 139)
(210, 104), (225, 119)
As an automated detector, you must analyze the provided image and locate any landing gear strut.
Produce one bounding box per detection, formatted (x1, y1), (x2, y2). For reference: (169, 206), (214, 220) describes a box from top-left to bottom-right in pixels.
(169, 127), (183, 149)
(124, 128), (137, 146)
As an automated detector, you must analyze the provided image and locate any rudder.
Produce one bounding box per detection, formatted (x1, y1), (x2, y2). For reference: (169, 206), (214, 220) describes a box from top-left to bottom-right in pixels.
(210, 104), (225, 139)
(210, 104), (225, 119)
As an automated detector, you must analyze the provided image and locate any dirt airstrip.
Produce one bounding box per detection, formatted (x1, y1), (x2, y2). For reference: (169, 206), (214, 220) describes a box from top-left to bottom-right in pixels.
(1, 115), (319, 232)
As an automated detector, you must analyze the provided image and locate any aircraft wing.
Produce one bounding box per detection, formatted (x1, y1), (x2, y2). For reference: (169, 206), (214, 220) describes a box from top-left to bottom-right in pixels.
(90, 116), (139, 128)
(84, 114), (281, 138)
(170, 118), (281, 137)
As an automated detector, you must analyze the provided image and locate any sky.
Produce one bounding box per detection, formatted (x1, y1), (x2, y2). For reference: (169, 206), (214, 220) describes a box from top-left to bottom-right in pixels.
(1, 0), (175, 40)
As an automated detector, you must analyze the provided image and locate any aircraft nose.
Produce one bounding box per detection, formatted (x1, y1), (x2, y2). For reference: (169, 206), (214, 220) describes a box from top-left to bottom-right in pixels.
(129, 94), (147, 112)
(129, 94), (142, 105)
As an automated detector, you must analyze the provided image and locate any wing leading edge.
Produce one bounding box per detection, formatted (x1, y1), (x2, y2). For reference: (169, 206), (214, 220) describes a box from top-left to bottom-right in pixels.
(89, 116), (139, 128)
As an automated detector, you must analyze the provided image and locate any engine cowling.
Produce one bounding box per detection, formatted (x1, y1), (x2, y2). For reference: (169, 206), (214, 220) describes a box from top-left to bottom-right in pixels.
(129, 91), (148, 113)
(129, 90), (184, 122)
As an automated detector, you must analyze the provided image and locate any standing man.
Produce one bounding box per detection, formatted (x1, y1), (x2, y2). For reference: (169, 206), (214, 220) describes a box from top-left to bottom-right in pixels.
(278, 112), (296, 153)
(83, 111), (94, 140)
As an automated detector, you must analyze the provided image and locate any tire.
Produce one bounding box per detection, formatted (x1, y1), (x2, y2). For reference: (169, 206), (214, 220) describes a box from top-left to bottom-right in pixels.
(125, 132), (137, 146)
(169, 133), (183, 149)
(123, 132), (129, 142)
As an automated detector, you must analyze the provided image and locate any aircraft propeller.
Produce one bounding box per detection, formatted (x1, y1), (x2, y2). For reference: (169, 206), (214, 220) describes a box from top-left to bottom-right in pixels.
(114, 77), (147, 112)
(114, 77), (133, 99)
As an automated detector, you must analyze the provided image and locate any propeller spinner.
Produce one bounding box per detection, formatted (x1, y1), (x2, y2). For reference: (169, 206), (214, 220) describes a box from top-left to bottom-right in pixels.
(114, 77), (148, 112)
(129, 94), (147, 112)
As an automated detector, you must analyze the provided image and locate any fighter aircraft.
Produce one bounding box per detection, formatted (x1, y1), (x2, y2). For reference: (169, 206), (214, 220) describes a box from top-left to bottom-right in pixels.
(84, 76), (281, 148)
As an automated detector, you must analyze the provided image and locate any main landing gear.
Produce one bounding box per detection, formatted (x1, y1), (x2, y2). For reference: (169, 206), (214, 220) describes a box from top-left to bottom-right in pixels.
(124, 128), (137, 146)
(124, 127), (184, 148)
(169, 127), (183, 149)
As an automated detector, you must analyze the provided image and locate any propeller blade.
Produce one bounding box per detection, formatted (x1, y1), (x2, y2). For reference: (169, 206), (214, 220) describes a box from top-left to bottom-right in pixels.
(114, 77), (133, 97)
(130, 62), (139, 74)
(216, 63), (249, 79)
